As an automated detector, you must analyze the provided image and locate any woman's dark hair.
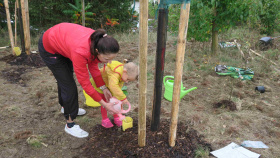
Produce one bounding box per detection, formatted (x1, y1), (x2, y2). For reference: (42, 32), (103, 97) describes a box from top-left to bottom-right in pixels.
(90, 29), (119, 60)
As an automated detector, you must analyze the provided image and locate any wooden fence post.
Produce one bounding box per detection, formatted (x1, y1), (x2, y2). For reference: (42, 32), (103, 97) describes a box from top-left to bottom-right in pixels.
(20, 0), (30, 55)
(15, 1), (17, 46)
(17, 0), (25, 53)
(82, 0), (85, 26)
(4, 0), (15, 56)
(138, 0), (148, 147)
(169, 2), (191, 147)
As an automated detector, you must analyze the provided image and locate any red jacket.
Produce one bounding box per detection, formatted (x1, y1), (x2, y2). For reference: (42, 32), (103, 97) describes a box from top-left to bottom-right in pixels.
(43, 22), (104, 102)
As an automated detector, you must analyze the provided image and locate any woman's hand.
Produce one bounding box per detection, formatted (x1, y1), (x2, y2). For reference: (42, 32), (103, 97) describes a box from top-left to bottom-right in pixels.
(102, 88), (112, 102)
(99, 100), (118, 115)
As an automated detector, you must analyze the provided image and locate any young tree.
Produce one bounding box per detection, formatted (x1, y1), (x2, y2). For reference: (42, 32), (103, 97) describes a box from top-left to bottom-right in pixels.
(200, 0), (250, 55)
(166, 0), (250, 55)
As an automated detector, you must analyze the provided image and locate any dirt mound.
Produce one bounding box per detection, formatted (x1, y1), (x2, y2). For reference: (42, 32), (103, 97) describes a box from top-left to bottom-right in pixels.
(0, 53), (45, 68)
(81, 119), (212, 157)
(213, 99), (237, 111)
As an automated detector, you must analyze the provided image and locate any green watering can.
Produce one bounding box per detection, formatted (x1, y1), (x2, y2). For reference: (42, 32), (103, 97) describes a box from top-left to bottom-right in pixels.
(163, 76), (197, 101)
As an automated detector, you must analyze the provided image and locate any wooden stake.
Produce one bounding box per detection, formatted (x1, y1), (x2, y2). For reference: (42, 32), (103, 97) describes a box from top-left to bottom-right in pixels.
(82, 0), (85, 26)
(4, 0), (15, 56)
(234, 40), (245, 59)
(250, 49), (278, 66)
(24, 0), (30, 55)
(24, 0), (30, 35)
(138, 0), (148, 147)
(20, 0), (30, 55)
(169, 3), (191, 147)
(15, 1), (17, 46)
(17, 0), (26, 53)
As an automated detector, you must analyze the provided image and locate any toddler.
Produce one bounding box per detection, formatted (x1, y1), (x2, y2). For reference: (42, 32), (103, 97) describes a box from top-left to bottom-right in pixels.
(90, 60), (138, 128)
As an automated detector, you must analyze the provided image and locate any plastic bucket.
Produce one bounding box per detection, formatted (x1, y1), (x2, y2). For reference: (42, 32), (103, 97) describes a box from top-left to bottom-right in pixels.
(83, 90), (101, 107)
(122, 116), (133, 131)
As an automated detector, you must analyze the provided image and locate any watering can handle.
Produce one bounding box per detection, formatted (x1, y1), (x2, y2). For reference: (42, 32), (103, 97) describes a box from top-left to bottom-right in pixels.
(120, 102), (131, 114)
(163, 76), (174, 86)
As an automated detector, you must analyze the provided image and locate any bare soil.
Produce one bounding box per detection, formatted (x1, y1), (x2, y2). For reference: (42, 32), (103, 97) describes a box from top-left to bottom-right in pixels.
(0, 41), (279, 158)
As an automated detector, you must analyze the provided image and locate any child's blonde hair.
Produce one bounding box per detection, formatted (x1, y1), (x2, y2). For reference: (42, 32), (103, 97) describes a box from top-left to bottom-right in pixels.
(124, 61), (138, 80)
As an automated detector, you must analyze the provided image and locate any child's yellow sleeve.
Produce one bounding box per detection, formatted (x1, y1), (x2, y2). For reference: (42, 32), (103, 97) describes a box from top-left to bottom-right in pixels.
(108, 73), (126, 101)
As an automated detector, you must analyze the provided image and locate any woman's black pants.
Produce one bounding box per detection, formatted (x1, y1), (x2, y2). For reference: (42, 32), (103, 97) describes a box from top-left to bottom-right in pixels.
(38, 35), (79, 121)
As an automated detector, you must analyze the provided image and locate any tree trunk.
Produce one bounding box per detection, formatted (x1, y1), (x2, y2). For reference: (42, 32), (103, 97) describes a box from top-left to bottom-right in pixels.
(211, 5), (218, 55)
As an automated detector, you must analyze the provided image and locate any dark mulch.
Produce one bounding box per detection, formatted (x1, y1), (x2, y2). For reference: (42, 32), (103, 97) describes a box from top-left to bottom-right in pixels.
(0, 53), (45, 84)
(213, 99), (237, 111)
(1, 67), (28, 84)
(81, 118), (212, 158)
(0, 53), (45, 68)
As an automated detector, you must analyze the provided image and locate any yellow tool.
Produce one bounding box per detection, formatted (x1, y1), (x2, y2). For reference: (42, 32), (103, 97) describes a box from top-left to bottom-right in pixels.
(0, 46), (21, 56)
(122, 116), (133, 131)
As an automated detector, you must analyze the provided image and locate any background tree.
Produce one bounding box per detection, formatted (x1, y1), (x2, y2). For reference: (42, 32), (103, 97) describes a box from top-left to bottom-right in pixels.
(63, 0), (95, 26)
(88, 0), (134, 31)
(258, 0), (280, 35)
(167, 3), (212, 42)
(197, 0), (250, 55)
(1, 0), (134, 32)
(28, 0), (73, 30)
(164, 0), (250, 55)
(0, 0), (7, 29)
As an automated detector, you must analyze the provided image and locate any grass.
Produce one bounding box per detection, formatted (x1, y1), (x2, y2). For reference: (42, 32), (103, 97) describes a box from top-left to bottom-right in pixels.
(30, 34), (41, 51)
(147, 72), (154, 80)
(26, 135), (47, 148)
(114, 31), (157, 43)
(195, 145), (210, 158)
(0, 130), (9, 140)
(76, 115), (93, 124)
(0, 29), (10, 46)
(266, 49), (279, 60)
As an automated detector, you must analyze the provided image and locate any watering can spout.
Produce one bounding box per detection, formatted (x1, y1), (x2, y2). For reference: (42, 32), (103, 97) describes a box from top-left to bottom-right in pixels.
(180, 87), (197, 98)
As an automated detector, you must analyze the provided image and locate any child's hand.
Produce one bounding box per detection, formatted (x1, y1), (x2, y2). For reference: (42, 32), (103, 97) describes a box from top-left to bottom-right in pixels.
(102, 88), (112, 102)
(122, 99), (130, 105)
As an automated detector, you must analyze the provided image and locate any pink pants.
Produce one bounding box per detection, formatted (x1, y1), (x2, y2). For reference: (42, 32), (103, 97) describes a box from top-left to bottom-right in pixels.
(98, 92), (118, 119)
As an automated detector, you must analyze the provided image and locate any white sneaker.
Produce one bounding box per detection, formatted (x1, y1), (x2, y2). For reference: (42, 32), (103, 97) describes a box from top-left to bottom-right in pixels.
(61, 107), (86, 116)
(64, 124), (89, 138)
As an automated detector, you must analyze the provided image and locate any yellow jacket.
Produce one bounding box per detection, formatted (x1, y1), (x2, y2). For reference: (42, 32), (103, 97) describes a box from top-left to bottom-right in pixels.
(90, 61), (126, 101)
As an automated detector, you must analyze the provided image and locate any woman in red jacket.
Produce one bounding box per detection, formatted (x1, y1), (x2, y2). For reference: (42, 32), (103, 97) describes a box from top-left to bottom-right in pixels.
(38, 23), (119, 138)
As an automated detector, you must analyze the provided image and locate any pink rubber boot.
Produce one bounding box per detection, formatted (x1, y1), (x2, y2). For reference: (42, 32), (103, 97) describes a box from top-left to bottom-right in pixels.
(101, 118), (114, 128)
(114, 117), (123, 127)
